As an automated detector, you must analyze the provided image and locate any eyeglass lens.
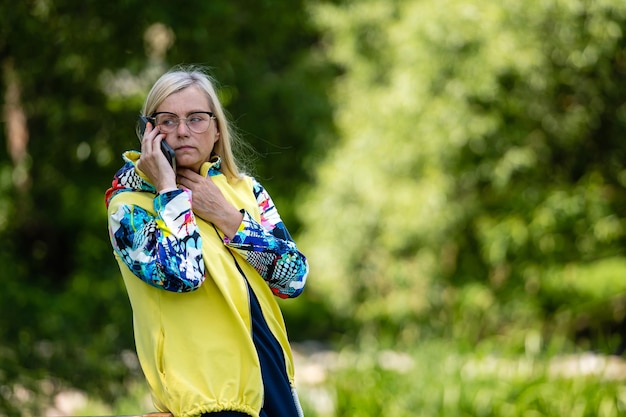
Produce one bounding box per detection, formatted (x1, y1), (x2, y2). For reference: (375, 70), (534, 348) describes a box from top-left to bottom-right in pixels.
(155, 112), (213, 133)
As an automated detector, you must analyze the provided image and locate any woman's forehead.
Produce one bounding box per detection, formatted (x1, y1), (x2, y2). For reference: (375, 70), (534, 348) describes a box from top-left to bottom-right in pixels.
(158, 86), (211, 112)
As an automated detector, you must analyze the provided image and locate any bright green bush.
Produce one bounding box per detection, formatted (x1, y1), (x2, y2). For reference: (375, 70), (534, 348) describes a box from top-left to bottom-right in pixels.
(300, 0), (626, 351)
(298, 342), (626, 417)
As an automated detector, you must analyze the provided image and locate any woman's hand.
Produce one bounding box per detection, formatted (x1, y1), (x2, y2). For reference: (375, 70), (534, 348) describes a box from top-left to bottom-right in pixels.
(176, 168), (244, 238)
(136, 122), (177, 193)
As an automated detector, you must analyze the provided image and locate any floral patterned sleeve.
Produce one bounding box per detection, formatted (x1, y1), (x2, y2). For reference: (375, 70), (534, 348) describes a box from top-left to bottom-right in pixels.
(108, 189), (205, 292)
(225, 179), (308, 299)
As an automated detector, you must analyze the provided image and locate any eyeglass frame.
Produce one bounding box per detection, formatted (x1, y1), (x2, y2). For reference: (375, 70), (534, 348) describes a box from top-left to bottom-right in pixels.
(150, 111), (216, 133)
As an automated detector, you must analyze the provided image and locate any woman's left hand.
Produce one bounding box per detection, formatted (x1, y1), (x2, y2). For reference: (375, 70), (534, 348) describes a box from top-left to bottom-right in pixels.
(176, 168), (244, 238)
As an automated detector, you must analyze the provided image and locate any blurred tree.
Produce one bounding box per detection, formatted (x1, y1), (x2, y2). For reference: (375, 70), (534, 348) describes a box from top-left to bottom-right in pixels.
(0, 1), (334, 415)
(299, 0), (626, 351)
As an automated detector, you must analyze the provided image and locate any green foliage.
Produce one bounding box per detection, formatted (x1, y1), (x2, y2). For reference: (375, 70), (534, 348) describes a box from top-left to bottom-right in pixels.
(299, 342), (626, 417)
(0, 1), (334, 415)
(300, 0), (626, 349)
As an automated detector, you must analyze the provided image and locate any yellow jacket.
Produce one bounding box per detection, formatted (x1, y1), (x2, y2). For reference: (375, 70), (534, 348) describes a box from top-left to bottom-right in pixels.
(106, 156), (303, 417)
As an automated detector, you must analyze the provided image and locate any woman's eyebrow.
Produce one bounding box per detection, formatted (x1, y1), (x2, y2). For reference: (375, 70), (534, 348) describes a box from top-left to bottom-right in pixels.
(154, 110), (211, 116)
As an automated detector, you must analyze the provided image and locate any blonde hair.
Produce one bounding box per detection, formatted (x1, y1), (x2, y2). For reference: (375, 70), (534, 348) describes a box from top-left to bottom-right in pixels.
(141, 65), (243, 180)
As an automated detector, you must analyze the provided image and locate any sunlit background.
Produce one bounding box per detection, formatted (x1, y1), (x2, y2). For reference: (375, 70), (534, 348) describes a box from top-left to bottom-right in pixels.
(2, 1), (626, 416)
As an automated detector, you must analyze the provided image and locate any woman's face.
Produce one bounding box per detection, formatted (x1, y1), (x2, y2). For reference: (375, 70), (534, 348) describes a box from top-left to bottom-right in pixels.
(155, 86), (219, 172)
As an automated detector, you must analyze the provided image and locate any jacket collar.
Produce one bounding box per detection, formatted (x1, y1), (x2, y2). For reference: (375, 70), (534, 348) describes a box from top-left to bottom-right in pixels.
(104, 151), (223, 206)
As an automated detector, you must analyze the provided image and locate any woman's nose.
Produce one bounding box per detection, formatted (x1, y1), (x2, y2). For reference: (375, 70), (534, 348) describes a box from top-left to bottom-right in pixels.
(176, 119), (190, 134)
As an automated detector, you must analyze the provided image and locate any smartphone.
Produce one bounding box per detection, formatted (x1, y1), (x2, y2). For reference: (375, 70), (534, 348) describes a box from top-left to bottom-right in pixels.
(137, 116), (176, 169)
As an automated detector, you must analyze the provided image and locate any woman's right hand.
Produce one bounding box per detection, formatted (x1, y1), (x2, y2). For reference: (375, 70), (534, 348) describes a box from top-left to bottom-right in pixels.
(136, 122), (178, 193)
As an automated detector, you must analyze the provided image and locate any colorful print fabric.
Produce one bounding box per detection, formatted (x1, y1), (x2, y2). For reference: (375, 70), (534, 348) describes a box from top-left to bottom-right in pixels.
(226, 181), (308, 298)
(109, 188), (206, 292)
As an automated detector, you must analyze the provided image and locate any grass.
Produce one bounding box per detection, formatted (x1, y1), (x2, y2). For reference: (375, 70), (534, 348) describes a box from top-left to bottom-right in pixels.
(293, 340), (626, 417)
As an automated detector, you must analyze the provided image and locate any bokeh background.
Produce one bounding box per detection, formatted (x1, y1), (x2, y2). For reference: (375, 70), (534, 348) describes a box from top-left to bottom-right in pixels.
(2, 0), (626, 416)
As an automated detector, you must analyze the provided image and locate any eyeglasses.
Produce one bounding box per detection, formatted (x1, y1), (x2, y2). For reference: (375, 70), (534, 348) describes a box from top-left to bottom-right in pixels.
(151, 111), (216, 134)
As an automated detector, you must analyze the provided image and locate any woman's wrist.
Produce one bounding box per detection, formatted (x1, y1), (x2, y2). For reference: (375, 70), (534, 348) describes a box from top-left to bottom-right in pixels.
(158, 186), (178, 194)
(157, 177), (178, 194)
(215, 208), (244, 239)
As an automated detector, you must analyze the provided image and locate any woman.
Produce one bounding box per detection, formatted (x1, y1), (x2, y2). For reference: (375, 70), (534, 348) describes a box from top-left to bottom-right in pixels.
(105, 66), (308, 417)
